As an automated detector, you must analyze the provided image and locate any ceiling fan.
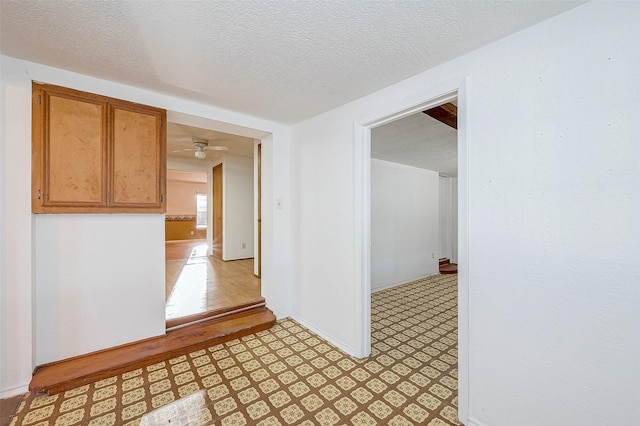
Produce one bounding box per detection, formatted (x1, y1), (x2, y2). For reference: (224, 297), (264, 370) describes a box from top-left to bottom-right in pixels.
(171, 138), (229, 159)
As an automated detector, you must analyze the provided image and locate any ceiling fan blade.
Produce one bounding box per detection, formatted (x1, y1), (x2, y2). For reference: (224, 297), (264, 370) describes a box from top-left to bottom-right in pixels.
(171, 148), (195, 153)
(173, 138), (197, 144)
(204, 146), (228, 151)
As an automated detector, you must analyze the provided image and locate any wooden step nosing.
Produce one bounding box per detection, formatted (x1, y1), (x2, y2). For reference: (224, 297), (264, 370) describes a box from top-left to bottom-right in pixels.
(30, 308), (276, 395)
(34, 319), (276, 395)
(34, 310), (270, 378)
(166, 301), (266, 332)
(33, 307), (268, 375)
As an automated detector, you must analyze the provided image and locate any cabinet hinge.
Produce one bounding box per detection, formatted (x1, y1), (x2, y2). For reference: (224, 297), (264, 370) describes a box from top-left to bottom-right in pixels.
(37, 189), (41, 200)
(38, 95), (42, 105)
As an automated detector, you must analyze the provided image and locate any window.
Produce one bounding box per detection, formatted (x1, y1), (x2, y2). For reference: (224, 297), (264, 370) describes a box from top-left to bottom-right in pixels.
(196, 193), (207, 228)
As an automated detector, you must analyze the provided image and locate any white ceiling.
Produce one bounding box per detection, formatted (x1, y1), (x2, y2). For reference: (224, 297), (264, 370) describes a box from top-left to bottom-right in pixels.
(0, 1), (584, 125)
(372, 110), (458, 176)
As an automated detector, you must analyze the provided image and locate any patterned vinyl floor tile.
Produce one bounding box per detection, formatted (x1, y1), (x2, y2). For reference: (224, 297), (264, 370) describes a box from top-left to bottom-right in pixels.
(7, 274), (459, 426)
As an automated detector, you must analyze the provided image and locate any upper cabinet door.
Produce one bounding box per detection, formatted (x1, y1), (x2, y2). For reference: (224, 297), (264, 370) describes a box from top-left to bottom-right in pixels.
(32, 85), (109, 211)
(109, 100), (166, 211)
(32, 83), (166, 213)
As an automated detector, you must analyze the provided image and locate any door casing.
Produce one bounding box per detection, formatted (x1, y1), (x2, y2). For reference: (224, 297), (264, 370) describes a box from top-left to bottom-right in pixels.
(212, 163), (223, 258)
(354, 78), (469, 423)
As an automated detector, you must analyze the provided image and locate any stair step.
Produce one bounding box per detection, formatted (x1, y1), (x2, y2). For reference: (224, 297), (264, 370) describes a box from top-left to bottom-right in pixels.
(439, 258), (450, 266)
(440, 263), (458, 274)
(166, 298), (266, 330)
(30, 307), (276, 395)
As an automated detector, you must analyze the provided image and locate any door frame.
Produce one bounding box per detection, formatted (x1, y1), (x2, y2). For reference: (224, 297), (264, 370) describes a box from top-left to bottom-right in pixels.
(256, 143), (262, 278)
(211, 163), (223, 258)
(353, 78), (470, 422)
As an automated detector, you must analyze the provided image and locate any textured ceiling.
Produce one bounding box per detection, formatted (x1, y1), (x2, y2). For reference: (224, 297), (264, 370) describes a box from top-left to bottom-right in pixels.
(0, 1), (584, 125)
(372, 111), (457, 176)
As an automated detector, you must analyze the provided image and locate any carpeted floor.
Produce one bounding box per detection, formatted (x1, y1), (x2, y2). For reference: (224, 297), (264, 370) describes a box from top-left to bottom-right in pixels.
(6, 274), (459, 426)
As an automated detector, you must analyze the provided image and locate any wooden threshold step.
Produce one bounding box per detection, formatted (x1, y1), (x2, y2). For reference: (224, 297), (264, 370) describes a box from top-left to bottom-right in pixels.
(440, 263), (458, 274)
(30, 307), (276, 395)
(166, 298), (266, 330)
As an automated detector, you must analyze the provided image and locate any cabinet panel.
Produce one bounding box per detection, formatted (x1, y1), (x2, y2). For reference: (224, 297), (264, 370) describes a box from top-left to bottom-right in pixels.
(46, 94), (107, 206)
(110, 103), (165, 210)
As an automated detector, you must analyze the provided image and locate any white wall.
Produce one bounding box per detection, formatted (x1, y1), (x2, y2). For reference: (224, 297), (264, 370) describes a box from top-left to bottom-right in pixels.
(259, 133), (293, 319)
(0, 57), (293, 397)
(222, 155), (254, 260)
(0, 58), (34, 398)
(35, 215), (165, 364)
(291, 112), (357, 353)
(291, 2), (639, 425)
(371, 159), (439, 291)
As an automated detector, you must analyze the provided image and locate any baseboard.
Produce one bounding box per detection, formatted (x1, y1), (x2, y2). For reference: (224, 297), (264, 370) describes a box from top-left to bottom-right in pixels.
(372, 272), (440, 293)
(269, 307), (291, 321)
(466, 417), (486, 426)
(223, 256), (255, 262)
(1, 383), (29, 399)
(289, 314), (356, 357)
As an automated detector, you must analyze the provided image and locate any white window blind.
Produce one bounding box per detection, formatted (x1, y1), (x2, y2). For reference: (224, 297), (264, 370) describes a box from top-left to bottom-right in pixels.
(196, 193), (207, 228)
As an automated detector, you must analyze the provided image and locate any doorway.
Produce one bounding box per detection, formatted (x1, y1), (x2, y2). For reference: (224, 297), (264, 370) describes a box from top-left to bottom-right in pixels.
(370, 105), (457, 290)
(354, 84), (469, 421)
(164, 122), (264, 329)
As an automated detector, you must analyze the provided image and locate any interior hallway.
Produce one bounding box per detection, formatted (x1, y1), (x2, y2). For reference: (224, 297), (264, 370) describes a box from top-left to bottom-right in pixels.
(165, 240), (262, 329)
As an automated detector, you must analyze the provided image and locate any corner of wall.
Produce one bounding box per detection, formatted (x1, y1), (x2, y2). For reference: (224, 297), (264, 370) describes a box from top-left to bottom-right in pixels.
(0, 56), (35, 398)
(289, 314), (357, 357)
(0, 383), (29, 399)
(465, 418), (486, 426)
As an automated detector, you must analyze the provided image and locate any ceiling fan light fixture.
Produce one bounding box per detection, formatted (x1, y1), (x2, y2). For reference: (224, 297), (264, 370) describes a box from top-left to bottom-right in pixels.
(195, 150), (206, 160)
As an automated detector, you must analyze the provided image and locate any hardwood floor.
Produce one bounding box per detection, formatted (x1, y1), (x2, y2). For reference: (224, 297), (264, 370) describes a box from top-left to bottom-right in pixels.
(166, 239), (208, 260)
(165, 240), (262, 329)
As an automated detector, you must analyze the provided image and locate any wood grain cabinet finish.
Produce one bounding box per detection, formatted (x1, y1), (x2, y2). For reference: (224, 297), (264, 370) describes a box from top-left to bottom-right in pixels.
(32, 83), (166, 213)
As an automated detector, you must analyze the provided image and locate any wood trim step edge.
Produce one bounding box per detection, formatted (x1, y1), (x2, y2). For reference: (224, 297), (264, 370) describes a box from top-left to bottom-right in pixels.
(30, 307), (276, 395)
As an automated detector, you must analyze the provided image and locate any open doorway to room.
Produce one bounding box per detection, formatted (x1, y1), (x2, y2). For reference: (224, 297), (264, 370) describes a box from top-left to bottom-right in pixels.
(370, 101), (458, 287)
(366, 98), (460, 423)
(164, 123), (263, 329)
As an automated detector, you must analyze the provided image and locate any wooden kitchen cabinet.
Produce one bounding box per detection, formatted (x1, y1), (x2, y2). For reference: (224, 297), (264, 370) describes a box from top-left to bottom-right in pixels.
(32, 83), (166, 213)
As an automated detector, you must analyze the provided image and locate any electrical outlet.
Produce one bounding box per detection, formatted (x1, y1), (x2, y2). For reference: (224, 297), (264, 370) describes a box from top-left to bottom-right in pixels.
(432, 253), (435, 259)
(241, 242), (246, 249)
